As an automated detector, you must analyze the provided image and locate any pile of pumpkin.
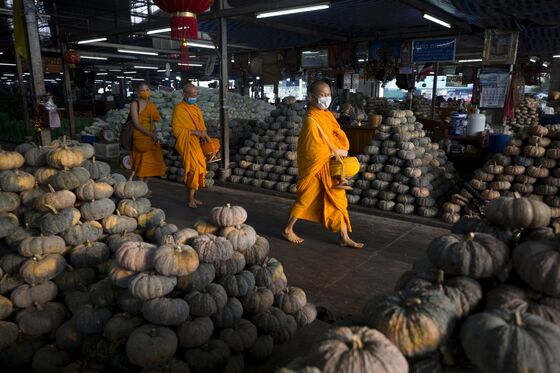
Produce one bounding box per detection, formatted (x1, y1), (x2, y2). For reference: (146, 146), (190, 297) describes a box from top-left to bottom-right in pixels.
(508, 96), (540, 129)
(0, 143), (317, 372)
(352, 109), (457, 217)
(162, 147), (218, 188)
(442, 124), (560, 224)
(227, 100), (306, 193)
(277, 195), (560, 373)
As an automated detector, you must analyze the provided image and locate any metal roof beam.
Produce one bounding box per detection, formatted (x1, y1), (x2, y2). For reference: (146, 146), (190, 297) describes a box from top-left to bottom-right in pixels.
(398, 0), (473, 33)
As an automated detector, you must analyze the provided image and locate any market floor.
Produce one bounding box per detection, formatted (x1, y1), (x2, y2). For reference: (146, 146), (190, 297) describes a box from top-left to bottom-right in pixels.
(149, 179), (449, 318)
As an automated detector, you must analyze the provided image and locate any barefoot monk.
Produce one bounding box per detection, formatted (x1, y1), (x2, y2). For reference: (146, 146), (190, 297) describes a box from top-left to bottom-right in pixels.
(172, 83), (211, 209)
(283, 80), (364, 249)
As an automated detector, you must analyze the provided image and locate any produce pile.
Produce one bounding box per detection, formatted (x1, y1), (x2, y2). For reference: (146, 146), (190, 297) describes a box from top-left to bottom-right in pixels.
(442, 124), (560, 224)
(405, 95), (432, 119)
(162, 148), (219, 188)
(354, 109), (457, 217)
(228, 100), (305, 193)
(365, 97), (399, 116)
(508, 96), (540, 128)
(0, 143), (316, 372)
(278, 195), (560, 373)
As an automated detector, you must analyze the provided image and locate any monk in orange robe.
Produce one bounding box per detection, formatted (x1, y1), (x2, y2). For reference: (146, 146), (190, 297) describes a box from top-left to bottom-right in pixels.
(130, 82), (166, 194)
(172, 83), (211, 209)
(283, 81), (363, 249)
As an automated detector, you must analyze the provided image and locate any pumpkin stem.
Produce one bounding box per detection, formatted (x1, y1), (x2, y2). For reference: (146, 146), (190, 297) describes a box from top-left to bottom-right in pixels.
(47, 184), (55, 193)
(351, 335), (363, 350)
(92, 156), (96, 164)
(467, 232), (475, 240)
(226, 203), (231, 208)
(34, 302), (43, 311)
(116, 210), (121, 217)
(513, 310), (523, 327)
(44, 204), (58, 215)
(404, 297), (422, 307)
(513, 192), (521, 199)
(86, 240), (92, 248)
(129, 172), (135, 181)
(437, 270), (445, 285)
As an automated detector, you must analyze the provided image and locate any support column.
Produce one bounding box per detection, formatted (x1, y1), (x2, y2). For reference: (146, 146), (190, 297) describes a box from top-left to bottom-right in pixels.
(430, 62), (439, 120)
(23, 0), (49, 144)
(60, 43), (76, 139)
(15, 51), (32, 138)
(218, 0), (231, 179)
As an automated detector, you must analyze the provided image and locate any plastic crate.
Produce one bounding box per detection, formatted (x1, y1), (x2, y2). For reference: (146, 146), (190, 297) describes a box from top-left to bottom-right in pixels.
(94, 142), (120, 159)
(81, 134), (97, 145)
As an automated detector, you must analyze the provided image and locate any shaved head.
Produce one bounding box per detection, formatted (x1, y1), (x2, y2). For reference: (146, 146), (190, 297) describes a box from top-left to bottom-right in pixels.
(183, 83), (198, 97)
(308, 80), (330, 96)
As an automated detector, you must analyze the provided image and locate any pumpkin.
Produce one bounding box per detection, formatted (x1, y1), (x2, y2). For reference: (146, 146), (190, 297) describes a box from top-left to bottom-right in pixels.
(308, 326), (408, 373)
(0, 170), (35, 192)
(516, 174), (536, 184)
(10, 280), (58, 308)
(18, 235), (66, 257)
(106, 232), (143, 253)
(249, 257), (284, 288)
(512, 183), (534, 194)
(117, 197), (151, 218)
(117, 290), (143, 315)
(55, 320), (83, 351)
(103, 312), (144, 345)
(47, 146), (84, 169)
(109, 264), (138, 289)
(218, 270), (255, 298)
(20, 187), (45, 209)
(70, 241), (110, 268)
(0, 191), (20, 213)
(513, 239), (560, 297)
(363, 289), (456, 357)
(141, 358), (190, 373)
(16, 302), (66, 335)
(534, 157), (557, 169)
(20, 254), (66, 284)
(39, 206), (80, 235)
(113, 177), (148, 199)
(486, 285), (560, 326)
(0, 149), (25, 170)
(294, 302), (317, 327)
(0, 335), (45, 367)
(411, 187), (430, 198)
(484, 195), (551, 229)
(247, 334), (274, 360)
(460, 310), (560, 373)
(72, 304), (112, 334)
(177, 316), (214, 348)
(527, 165), (549, 179)
(31, 344), (71, 373)
(126, 325), (178, 368)
(25, 146), (50, 166)
(184, 283), (228, 317)
(142, 297), (190, 326)
(220, 224), (257, 252)
(194, 218), (221, 235)
(0, 294), (13, 320)
(177, 263), (215, 292)
(396, 269), (482, 317)
(49, 167), (90, 190)
(192, 234), (234, 264)
(427, 232), (508, 278)
(80, 198), (115, 221)
(481, 189), (500, 200)
(102, 211), (137, 235)
(211, 203), (248, 227)
(75, 180), (113, 201)
(184, 339), (231, 373)
(523, 145), (546, 158)
(173, 227), (199, 245)
(138, 208), (166, 230)
(82, 157), (111, 180)
(241, 286), (274, 314)
(54, 267), (95, 293)
(214, 251), (246, 277)
(528, 124), (548, 136)
(116, 241), (157, 272)
(129, 271), (176, 300)
(219, 319), (257, 353)
(153, 243), (199, 277)
(211, 297), (243, 328)
(34, 185), (76, 213)
(146, 223), (178, 245)
(61, 220), (103, 246)
(274, 287), (307, 315)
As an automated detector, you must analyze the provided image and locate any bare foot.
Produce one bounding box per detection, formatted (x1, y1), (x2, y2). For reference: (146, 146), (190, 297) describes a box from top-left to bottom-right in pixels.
(282, 228), (304, 244)
(194, 199), (203, 205)
(340, 238), (364, 249)
(188, 200), (198, 209)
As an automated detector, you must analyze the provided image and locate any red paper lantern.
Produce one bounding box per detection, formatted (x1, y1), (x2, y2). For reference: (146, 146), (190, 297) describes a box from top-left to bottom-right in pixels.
(63, 49), (80, 68)
(153, 0), (213, 71)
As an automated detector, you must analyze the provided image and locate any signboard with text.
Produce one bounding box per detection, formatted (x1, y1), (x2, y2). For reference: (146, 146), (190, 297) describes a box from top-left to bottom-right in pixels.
(412, 38), (456, 63)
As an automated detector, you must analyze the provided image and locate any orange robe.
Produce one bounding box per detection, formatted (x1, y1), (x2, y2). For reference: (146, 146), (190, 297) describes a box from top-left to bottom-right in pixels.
(290, 106), (352, 232)
(172, 101), (207, 190)
(131, 100), (166, 178)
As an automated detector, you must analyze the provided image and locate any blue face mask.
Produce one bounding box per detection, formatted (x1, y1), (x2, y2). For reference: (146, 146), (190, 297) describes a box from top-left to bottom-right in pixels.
(187, 97), (197, 105)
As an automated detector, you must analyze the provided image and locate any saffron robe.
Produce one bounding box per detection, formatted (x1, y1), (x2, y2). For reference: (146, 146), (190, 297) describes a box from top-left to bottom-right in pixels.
(131, 100), (166, 178)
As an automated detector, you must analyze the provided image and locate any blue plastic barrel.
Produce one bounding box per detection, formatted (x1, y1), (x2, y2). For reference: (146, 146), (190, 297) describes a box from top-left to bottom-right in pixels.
(488, 134), (510, 153)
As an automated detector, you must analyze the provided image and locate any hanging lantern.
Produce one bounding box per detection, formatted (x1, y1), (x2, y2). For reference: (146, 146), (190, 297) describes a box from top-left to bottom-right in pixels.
(153, 0), (213, 71)
(63, 49), (80, 68)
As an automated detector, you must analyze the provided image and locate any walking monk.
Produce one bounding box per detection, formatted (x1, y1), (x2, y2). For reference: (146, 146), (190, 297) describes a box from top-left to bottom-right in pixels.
(283, 80), (364, 249)
(172, 83), (212, 208)
(130, 82), (166, 195)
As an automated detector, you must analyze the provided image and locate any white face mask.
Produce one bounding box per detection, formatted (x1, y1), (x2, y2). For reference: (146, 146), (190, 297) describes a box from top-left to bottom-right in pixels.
(317, 96), (332, 110)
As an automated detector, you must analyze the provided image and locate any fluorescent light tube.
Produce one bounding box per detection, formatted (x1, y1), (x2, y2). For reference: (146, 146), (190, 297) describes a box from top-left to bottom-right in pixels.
(81, 55), (108, 60)
(147, 27), (171, 35)
(423, 13), (451, 28)
(157, 69), (171, 72)
(134, 65), (159, 70)
(77, 37), (107, 44)
(177, 63), (203, 67)
(542, 62), (549, 67)
(118, 49), (158, 56)
(553, 55), (560, 58)
(0, 52), (3, 55)
(186, 41), (215, 49)
(116, 76), (125, 78)
(256, 3), (330, 18)
(458, 58), (482, 63)
(0, 63), (16, 66)
(131, 78), (145, 81)
(123, 71), (137, 74)
(96, 72), (108, 76)
(109, 69), (121, 72)
(529, 57), (537, 63)
(3, 73), (14, 76)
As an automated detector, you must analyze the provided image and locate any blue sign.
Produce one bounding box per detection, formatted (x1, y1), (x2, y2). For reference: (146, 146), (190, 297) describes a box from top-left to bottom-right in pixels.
(412, 38), (456, 63)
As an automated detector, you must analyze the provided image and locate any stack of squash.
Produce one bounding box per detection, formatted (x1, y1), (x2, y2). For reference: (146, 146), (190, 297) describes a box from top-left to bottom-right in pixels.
(0, 142), (316, 372)
(443, 124), (560, 224)
(228, 101), (306, 193)
(162, 148), (219, 188)
(353, 110), (457, 217)
(278, 195), (560, 372)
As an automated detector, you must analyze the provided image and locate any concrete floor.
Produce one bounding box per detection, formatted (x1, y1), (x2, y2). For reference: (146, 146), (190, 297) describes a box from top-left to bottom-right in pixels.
(149, 179), (450, 318)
